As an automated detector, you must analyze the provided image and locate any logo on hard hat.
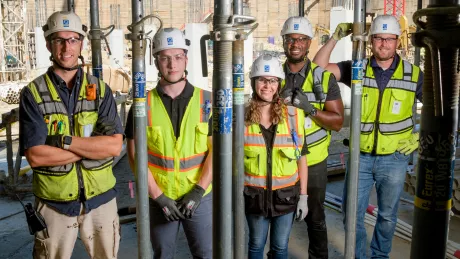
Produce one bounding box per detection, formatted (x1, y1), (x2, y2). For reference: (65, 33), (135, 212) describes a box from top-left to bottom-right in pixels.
(382, 24), (388, 30)
(264, 65), (270, 72)
(167, 37), (173, 45)
(63, 19), (70, 28)
(294, 24), (299, 30)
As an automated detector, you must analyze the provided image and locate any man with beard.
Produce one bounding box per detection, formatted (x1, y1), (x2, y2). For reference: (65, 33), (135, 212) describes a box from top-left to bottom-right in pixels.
(279, 16), (344, 259)
(314, 15), (423, 258)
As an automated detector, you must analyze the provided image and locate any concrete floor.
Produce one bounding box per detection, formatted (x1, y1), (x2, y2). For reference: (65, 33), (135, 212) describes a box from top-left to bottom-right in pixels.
(2, 155), (460, 259)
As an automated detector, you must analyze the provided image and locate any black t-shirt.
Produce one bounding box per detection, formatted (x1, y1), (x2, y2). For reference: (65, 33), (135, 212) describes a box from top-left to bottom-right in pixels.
(284, 60), (342, 101)
(125, 81), (212, 139)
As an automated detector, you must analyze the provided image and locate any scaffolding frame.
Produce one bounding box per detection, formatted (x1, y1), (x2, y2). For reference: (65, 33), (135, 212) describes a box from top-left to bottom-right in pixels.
(0, 0), (30, 82)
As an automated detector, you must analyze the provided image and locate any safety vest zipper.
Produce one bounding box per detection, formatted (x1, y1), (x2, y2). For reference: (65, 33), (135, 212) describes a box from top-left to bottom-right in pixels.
(372, 87), (384, 154)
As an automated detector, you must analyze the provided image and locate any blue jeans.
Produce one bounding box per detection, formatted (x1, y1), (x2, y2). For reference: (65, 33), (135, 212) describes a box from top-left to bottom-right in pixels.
(342, 152), (409, 259)
(246, 212), (295, 259)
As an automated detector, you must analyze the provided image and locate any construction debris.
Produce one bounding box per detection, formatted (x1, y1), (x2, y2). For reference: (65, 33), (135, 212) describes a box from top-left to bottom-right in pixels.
(0, 82), (27, 104)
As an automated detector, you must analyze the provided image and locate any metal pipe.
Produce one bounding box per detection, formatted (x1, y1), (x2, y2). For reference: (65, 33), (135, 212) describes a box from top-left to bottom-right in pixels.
(67, 0), (74, 12)
(213, 0), (233, 257)
(299, 0), (305, 16)
(414, 0), (422, 66)
(410, 1), (460, 258)
(344, 0), (366, 258)
(129, 0), (152, 258)
(232, 0), (244, 258)
(89, 0), (103, 79)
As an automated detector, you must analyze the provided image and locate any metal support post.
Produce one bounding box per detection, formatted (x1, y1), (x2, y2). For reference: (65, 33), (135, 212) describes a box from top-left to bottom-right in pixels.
(410, 1), (460, 258)
(232, 0), (244, 258)
(89, 0), (103, 79)
(67, 0), (74, 12)
(213, 0), (234, 257)
(344, 0), (366, 258)
(127, 0), (151, 258)
(299, 0), (305, 16)
(414, 0), (422, 66)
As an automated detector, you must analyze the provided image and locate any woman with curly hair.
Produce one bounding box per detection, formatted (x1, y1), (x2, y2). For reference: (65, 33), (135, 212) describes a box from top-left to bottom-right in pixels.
(244, 54), (309, 259)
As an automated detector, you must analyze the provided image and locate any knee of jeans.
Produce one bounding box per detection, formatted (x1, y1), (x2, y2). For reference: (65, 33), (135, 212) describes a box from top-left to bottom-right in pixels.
(270, 239), (289, 253)
(249, 237), (266, 251)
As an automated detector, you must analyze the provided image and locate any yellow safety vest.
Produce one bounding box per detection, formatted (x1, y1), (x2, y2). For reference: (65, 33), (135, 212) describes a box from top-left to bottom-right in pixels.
(146, 87), (212, 200)
(244, 106), (305, 190)
(28, 72), (116, 201)
(360, 58), (420, 154)
(281, 62), (332, 166)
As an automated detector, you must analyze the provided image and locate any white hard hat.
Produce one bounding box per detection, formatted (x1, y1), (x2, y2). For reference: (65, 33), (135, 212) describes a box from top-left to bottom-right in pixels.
(152, 28), (190, 55)
(370, 15), (401, 36)
(250, 55), (285, 80)
(280, 16), (314, 38)
(43, 11), (87, 38)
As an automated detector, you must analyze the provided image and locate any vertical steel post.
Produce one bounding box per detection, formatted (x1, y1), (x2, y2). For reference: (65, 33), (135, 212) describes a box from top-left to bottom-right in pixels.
(299, 0), (305, 16)
(67, 0), (74, 12)
(410, 0), (460, 258)
(232, 0), (244, 258)
(344, 0), (365, 258)
(213, 0), (233, 257)
(89, 0), (103, 79)
(129, 0), (151, 258)
(414, 0), (422, 66)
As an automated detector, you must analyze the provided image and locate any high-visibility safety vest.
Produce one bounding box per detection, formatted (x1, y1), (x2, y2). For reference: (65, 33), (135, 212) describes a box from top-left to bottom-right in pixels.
(146, 87), (212, 200)
(281, 62), (332, 166)
(244, 106), (305, 190)
(360, 58), (420, 154)
(28, 72), (115, 202)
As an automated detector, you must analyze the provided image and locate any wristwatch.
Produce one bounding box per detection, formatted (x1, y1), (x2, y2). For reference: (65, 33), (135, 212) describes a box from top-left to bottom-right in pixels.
(63, 135), (72, 150)
(310, 107), (318, 116)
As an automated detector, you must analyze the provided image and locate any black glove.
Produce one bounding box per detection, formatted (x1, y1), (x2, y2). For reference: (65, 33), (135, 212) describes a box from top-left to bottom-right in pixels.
(177, 185), (205, 219)
(91, 116), (117, 136)
(279, 87), (294, 104)
(154, 194), (185, 221)
(292, 89), (315, 114)
(45, 134), (64, 148)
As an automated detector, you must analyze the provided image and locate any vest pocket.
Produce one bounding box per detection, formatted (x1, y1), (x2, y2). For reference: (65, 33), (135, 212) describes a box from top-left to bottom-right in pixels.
(277, 148), (299, 176)
(274, 184), (300, 214)
(33, 163), (74, 176)
(76, 112), (98, 137)
(243, 186), (264, 215)
(147, 126), (164, 155)
(244, 149), (261, 176)
(195, 123), (209, 154)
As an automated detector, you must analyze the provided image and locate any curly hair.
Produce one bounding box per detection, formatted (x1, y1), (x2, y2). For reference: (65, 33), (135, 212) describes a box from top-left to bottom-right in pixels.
(245, 93), (286, 126)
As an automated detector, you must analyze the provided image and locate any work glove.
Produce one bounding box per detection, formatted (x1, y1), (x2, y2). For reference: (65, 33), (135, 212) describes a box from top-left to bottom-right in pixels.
(295, 194), (309, 221)
(332, 23), (352, 41)
(280, 87), (294, 104)
(397, 132), (419, 155)
(154, 194), (185, 222)
(91, 116), (117, 136)
(177, 185), (206, 219)
(45, 134), (64, 148)
(292, 89), (315, 115)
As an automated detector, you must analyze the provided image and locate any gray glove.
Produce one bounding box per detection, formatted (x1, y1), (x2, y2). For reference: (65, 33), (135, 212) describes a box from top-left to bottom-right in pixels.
(280, 87), (294, 104)
(295, 194), (309, 221)
(154, 194), (185, 221)
(292, 89), (315, 115)
(177, 185), (205, 219)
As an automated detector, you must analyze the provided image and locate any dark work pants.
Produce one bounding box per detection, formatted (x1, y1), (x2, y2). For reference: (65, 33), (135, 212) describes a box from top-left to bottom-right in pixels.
(304, 159), (328, 259)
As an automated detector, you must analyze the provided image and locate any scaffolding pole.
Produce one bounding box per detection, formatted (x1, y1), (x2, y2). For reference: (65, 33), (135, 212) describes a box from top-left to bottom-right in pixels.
(232, 0), (244, 258)
(68, 0), (74, 12)
(89, 0), (103, 79)
(410, 1), (460, 258)
(344, 0), (366, 258)
(213, 0), (233, 257)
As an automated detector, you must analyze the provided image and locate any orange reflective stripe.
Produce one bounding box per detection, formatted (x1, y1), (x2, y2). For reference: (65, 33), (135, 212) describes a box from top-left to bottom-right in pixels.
(180, 152), (207, 172)
(244, 172), (299, 190)
(147, 92), (152, 127)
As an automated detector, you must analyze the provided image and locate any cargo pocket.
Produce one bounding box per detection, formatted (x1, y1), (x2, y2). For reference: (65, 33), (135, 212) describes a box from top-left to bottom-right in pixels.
(274, 185), (300, 214)
(33, 236), (49, 259)
(195, 123), (209, 154)
(244, 149), (261, 176)
(243, 186), (264, 215)
(146, 126), (164, 155)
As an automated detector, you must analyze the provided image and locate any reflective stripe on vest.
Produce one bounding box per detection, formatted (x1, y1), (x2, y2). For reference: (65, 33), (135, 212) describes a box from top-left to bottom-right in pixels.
(244, 172), (299, 190)
(306, 128), (328, 145)
(379, 117), (413, 134)
(180, 152), (207, 172)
